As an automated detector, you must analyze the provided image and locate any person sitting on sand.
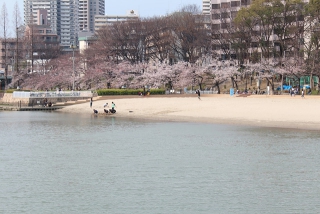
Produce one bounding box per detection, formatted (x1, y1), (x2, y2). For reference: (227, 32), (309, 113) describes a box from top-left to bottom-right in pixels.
(104, 109), (109, 114)
(93, 109), (98, 114)
(104, 102), (108, 108)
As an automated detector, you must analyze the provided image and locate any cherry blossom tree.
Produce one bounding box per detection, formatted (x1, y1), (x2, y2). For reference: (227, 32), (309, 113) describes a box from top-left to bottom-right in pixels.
(160, 62), (189, 90)
(203, 59), (239, 94)
(73, 58), (127, 90)
(179, 62), (205, 90)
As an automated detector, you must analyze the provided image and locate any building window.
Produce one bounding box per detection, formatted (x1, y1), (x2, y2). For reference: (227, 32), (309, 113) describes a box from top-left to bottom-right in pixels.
(212, 4), (220, 9)
(212, 24), (220, 30)
(231, 1), (240, 7)
(241, 0), (251, 5)
(221, 23), (229, 29)
(221, 12), (229, 19)
(221, 2), (230, 8)
(212, 13), (220, 19)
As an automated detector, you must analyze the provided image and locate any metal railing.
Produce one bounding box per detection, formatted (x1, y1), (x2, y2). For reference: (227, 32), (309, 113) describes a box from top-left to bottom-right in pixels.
(165, 90), (218, 94)
(13, 91), (93, 98)
(185, 90), (218, 94)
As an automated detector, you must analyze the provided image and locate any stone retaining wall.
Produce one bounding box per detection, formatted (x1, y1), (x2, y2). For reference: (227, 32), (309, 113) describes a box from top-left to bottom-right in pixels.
(1, 94), (29, 106)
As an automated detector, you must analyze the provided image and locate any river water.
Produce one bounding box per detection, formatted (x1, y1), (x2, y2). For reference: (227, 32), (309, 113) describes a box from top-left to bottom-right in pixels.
(1, 111), (320, 213)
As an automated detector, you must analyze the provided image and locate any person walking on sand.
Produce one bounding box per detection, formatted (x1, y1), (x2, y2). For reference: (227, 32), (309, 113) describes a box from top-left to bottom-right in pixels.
(301, 89), (305, 98)
(196, 89), (201, 100)
(90, 97), (93, 108)
(111, 102), (116, 110)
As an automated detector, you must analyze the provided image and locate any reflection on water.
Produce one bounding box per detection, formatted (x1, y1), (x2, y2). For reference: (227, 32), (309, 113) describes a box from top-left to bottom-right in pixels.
(1, 111), (320, 213)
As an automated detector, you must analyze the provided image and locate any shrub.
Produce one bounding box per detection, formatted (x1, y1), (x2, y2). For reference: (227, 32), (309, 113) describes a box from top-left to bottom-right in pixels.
(149, 89), (166, 95)
(1, 89), (15, 93)
(311, 90), (319, 95)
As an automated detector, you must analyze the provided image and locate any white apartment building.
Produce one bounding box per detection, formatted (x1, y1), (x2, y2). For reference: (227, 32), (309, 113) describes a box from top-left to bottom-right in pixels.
(210, 0), (251, 31)
(203, 0), (252, 34)
(202, 0), (211, 14)
(94, 10), (139, 32)
(24, 0), (54, 25)
(204, 0), (252, 59)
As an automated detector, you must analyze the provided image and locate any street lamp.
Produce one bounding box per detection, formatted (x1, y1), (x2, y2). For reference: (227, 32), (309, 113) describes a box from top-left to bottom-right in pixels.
(10, 58), (14, 74)
(70, 43), (77, 90)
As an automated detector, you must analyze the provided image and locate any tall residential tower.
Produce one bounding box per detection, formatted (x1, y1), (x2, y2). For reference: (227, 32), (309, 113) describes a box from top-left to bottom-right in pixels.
(79, 0), (105, 32)
(202, 0), (211, 14)
(24, 0), (105, 48)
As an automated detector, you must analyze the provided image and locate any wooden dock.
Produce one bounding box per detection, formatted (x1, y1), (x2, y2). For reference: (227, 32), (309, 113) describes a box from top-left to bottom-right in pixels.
(0, 106), (63, 111)
(18, 106), (63, 111)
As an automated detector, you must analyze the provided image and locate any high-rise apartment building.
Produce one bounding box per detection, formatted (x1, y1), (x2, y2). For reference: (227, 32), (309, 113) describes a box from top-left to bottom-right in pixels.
(24, 0), (105, 49)
(210, 0), (252, 30)
(204, 0), (252, 59)
(79, 0), (105, 32)
(94, 10), (139, 32)
(24, 0), (52, 25)
(59, 0), (79, 48)
(203, 0), (252, 33)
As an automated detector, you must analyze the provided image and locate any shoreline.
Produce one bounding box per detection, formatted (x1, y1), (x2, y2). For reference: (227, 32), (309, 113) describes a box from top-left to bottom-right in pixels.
(57, 95), (320, 130)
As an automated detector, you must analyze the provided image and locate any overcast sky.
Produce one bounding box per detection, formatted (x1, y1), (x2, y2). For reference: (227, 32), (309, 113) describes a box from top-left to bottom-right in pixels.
(1, 0), (201, 19)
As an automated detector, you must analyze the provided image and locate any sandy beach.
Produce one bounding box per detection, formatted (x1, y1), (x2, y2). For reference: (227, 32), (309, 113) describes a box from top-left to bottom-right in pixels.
(57, 94), (320, 130)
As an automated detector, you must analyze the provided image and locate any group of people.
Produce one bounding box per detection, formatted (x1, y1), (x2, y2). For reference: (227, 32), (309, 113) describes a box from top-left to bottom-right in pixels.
(92, 100), (116, 115)
(42, 98), (52, 107)
(102, 102), (116, 114)
(290, 88), (310, 98)
(290, 88), (298, 96)
(138, 89), (151, 96)
(236, 88), (262, 95)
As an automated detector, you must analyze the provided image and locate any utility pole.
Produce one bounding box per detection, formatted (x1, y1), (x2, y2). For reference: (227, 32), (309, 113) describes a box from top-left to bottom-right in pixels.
(1, 3), (9, 89)
(4, 34), (7, 90)
(31, 25), (34, 73)
(70, 43), (77, 90)
(16, 27), (19, 87)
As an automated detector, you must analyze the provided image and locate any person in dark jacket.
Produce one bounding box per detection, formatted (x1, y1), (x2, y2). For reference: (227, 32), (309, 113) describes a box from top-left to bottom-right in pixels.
(196, 89), (201, 100)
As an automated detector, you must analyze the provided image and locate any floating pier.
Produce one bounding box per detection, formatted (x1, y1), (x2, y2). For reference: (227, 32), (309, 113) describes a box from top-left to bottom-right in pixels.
(18, 106), (63, 111)
(0, 106), (63, 111)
